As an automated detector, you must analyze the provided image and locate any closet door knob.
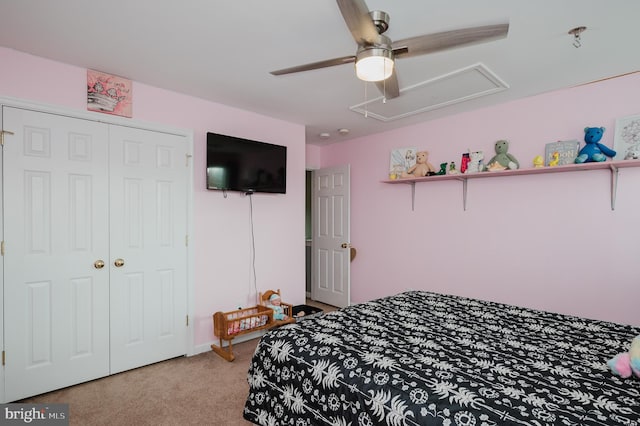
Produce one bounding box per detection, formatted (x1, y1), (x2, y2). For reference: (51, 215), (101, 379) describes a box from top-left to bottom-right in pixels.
(114, 258), (125, 267)
(94, 260), (105, 269)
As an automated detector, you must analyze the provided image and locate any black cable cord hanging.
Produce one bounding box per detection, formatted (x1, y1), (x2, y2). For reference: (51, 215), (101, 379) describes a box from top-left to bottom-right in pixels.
(247, 192), (258, 296)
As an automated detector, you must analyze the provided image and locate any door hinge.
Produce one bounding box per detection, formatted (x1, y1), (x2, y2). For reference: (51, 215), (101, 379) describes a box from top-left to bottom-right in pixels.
(186, 315), (189, 327)
(1, 240), (5, 256)
(2, 350), (5, 366)
(185, 235), (189, 247)
(1, 130), (15, 146)
(186, 153), (192, 167)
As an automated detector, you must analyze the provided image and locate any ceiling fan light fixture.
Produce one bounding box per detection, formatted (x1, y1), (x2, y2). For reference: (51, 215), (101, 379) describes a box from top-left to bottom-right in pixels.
(355, 47), (394, 82)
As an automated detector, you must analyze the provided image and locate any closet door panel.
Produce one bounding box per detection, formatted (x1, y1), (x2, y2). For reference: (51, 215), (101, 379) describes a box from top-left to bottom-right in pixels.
(3, 106), (110, 401)
(109, 125), (188, 374)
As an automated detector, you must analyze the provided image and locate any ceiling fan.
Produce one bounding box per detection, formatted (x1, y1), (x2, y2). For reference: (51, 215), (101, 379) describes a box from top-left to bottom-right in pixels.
(270, 0), (509, 100)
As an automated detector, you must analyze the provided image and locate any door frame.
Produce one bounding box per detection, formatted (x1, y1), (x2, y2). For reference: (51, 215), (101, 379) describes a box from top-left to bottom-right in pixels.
(0, 110), (4, 403)
(309, 164), (351, 308)
(0, 96), (196, 357)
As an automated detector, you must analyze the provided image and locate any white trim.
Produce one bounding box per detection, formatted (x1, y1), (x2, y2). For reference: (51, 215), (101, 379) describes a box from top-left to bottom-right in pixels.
(0, 95), (189, 136)
(0, 126), (4, 404)
(185, 137), (195, 356)
(349, 62), (509, 122)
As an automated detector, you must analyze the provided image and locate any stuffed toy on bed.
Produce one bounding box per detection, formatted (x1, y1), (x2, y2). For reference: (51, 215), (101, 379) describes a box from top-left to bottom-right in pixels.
(607, 335), (640, 379)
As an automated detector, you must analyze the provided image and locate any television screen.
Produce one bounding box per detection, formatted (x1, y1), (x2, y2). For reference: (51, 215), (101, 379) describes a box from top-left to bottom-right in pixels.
(206, 132), (287, 194)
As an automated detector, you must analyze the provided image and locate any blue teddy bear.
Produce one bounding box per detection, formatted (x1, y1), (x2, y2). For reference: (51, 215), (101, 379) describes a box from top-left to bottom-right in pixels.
(575, 127), (616, 163)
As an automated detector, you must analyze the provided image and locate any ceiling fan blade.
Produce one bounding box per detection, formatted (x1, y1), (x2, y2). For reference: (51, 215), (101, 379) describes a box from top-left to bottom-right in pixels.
(392, 23), (509, 58)
(270, 55), (356, 76)
(375, 70), (399, 99)
(336, 0), (379, 45)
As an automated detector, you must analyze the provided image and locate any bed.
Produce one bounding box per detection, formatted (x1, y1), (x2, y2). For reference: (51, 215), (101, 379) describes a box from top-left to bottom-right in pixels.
(243, 291), (640, 425)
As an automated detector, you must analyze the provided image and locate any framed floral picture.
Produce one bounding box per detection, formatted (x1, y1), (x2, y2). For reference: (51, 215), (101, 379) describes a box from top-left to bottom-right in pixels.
(87, 69), (132, 118)
(613, 114), (640, 160)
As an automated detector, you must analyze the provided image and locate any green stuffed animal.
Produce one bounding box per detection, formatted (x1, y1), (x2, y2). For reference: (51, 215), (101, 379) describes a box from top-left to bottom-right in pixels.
(487, 140), (519, 171)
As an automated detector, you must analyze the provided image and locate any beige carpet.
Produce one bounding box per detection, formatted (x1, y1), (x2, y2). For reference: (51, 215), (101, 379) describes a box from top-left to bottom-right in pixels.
(22, 338), (260, 425)
(20, 300), (336, 425)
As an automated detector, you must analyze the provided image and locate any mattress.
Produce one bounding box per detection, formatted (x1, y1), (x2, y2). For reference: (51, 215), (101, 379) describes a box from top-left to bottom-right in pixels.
(244, 291), (640, 425)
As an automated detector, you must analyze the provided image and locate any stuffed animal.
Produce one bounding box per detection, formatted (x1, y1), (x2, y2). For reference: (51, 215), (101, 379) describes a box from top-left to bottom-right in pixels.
(401, 150), (436, 178)
(465, 150), (485, 173)
(447, 161), (459, 175)
(486, 140), (519, 170)
(533, 155), (544, 168)
(575, 127), (616, 163)
(607, 335), (640, 379)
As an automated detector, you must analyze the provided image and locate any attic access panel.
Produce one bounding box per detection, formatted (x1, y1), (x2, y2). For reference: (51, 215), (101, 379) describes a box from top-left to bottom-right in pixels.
(349, 63), (509, 122)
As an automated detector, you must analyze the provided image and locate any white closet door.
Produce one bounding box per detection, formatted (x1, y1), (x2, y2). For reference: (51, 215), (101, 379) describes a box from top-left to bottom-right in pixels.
(108, 125), (188, 373)
(3, 106), (111, 401)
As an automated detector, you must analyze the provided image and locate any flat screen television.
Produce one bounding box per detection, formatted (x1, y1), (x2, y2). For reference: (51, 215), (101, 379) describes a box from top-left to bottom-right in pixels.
(206, 132), (287, 194)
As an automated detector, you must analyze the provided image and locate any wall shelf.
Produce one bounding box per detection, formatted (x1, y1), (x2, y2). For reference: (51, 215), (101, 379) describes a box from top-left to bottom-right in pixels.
(382, 159), (640, 211)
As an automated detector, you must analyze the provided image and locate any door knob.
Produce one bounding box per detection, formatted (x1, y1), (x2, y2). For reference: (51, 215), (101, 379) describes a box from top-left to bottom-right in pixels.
(341, 243), (351, 248)
(94, 260), (105, 269)
(114, 258), (125, 267)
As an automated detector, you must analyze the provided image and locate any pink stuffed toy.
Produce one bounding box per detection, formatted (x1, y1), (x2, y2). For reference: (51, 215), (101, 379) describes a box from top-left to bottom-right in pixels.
(607, 335), (640, 379)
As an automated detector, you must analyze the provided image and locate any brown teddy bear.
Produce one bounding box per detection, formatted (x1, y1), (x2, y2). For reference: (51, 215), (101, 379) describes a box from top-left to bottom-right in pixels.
(401, 150), (436, 178)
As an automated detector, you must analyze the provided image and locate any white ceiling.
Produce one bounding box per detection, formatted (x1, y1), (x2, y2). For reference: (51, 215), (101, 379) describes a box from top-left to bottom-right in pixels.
(1, 1), (638, 145)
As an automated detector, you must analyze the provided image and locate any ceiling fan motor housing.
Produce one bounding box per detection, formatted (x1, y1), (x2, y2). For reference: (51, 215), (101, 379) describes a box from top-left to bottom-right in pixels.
(369, 10), (390, 34)
(354, 11), (394, 82)
(357, 33), (393, 52)
(355, 34), (394, 81)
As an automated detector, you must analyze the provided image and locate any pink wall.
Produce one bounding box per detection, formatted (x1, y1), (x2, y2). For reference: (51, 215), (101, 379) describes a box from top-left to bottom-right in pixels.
(305, 144), (321, 170)
(0, 48), (306, 348)
(320, 72), (640, 327)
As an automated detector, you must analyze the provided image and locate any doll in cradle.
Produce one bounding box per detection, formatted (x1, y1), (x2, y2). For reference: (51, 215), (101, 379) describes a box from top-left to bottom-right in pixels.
(266, 293), (289, 320)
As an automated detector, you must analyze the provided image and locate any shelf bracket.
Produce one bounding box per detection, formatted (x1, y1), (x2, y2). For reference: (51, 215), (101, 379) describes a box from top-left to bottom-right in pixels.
(462, 178), (468, 211)
(609, 164), (618, 211)
(410, 182), (415, 211)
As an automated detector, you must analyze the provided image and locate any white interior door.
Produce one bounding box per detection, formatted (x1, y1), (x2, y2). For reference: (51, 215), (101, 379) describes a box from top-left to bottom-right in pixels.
(108, 125), (188, 374)
(3, 106), (111, 401)
(311, 165), (350, 308)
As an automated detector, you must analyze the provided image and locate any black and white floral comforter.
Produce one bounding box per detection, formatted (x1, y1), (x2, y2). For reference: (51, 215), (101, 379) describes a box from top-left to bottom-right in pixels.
(243, 291), (640, 425)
